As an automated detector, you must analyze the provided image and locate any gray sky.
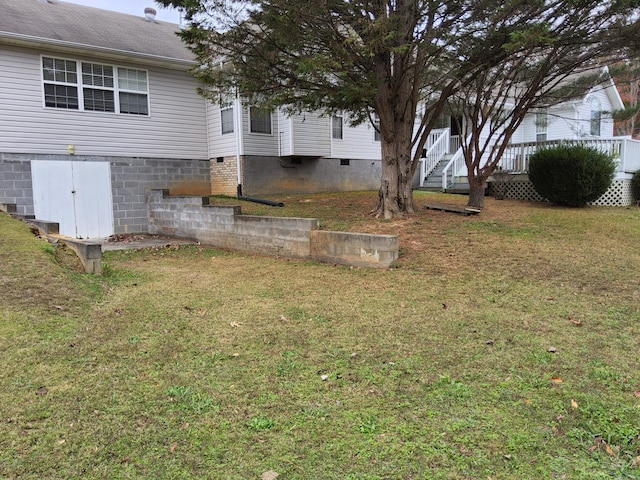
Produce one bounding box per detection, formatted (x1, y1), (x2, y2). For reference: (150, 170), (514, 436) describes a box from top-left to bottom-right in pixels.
(61, 0), (182, 24)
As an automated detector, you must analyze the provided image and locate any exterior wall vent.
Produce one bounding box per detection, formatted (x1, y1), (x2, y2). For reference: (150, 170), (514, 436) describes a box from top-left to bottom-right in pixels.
(144, 7), (157, 21)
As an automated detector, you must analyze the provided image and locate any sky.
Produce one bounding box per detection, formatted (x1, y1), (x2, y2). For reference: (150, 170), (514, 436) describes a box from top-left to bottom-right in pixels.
(61, 0), (182, 24)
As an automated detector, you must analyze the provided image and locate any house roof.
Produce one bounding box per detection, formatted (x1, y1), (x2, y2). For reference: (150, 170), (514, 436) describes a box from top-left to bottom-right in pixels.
(0, 0), (193, 68)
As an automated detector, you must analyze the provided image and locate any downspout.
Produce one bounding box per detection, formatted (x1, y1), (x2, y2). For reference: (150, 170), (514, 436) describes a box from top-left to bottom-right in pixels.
(234, 89), (244, 197)
(235, 93), (283, 207)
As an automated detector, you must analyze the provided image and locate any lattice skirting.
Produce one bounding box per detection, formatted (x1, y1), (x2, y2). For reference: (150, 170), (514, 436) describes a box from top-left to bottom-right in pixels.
(496, 179), (635, 207)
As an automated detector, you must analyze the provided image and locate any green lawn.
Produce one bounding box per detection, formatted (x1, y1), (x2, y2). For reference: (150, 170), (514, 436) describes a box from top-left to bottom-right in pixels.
(1, 192), (639, 479)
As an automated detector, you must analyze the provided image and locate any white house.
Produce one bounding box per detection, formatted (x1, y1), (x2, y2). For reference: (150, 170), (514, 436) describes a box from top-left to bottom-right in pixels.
(0, 0), (210, 238)
(421, 75), (640, 205)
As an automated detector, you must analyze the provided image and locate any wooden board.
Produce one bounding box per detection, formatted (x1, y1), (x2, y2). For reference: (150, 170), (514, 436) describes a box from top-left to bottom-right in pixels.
(423, 202), (481, 215)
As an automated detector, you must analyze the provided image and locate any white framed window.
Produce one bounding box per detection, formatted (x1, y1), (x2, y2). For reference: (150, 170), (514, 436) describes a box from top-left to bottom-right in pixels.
(118, 68), (148, 115)
(42, 57), (79, 109)
(535, 110), (548, 142)
(42, 56), (149, 115)
(374, 115), (381, 142)
(590, 98), (601, 136)
(249, 107), (272, 134)
(332, 115), (343, 139)
(221, 107), (234, 134)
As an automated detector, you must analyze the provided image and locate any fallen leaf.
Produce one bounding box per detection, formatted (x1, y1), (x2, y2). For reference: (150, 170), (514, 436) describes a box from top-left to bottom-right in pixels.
(547, 346), (557, 353)
(605, 443), (616, 457)
(230, 322), (242, 327)
(632, 456), (640, 467)
(170, 442), (178, 453)
(571, 399), (578, 409)
(634, 390), (640, 398)
(58, 439), (66, 445)
(320, 374), (329, 381)
(588, 444), (599, 453)
(36, 386), (48, 396)
(400, 302), (406, 308)
(568, 316), (583, 326)
(232, 353), (240, 357)
(486, 340), (495, 345)
(261, 471), (280, 480)
(197, 309), (207, 316)
(442, 303), (448, 309)
(280, 316), (288, 322)
(550, 376), (563, 383)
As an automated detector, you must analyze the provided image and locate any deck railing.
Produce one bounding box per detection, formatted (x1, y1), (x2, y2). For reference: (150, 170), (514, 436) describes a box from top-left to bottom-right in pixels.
(441, 134), (476, 190)
(499, 137), (640, 174)
(420, 128), (449, 187)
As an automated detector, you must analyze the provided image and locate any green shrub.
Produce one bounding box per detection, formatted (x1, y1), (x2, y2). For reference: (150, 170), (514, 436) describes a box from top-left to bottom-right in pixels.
(528, 144), (616, 207)
(632, 170), (640, 201)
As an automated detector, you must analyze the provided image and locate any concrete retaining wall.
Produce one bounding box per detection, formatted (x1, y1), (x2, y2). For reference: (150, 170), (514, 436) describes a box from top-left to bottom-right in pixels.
(310, 230), (399, 268)
(147, 189), (398, 268)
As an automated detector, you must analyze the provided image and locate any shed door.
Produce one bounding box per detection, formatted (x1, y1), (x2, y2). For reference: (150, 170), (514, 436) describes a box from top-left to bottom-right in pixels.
(31, 160), (114, 239)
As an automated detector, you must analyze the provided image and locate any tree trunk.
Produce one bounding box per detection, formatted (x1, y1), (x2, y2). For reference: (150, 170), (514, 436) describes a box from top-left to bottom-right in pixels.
(467, 177), (486, 209)
(372, 134), (415, 219)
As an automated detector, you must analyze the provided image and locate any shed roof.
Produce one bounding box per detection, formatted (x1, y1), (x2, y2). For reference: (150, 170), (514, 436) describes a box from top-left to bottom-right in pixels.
(0, 0), (193, 66)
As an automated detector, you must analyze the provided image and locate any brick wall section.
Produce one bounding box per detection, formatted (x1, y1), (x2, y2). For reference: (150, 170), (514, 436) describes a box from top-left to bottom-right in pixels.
(210, 156), (240, 196)
(147, 189), (399, 268)
(0, 154), (35, 216)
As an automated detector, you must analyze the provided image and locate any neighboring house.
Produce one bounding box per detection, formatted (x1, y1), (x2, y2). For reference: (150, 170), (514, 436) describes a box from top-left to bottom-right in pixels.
(421, 75), (640, 205)
(0, 0), (210, 238)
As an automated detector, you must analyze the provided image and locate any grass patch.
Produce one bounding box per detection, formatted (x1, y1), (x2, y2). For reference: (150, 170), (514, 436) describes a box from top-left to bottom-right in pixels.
(1, 194), (640, 479)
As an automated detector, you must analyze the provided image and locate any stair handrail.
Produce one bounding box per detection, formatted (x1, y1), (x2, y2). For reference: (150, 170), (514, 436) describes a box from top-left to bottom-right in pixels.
(441, 134), (471, 190)
(420, 129), (449, 187)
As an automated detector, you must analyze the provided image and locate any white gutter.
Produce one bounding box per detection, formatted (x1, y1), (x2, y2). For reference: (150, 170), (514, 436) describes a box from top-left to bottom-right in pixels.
(0, 32), (195, 70)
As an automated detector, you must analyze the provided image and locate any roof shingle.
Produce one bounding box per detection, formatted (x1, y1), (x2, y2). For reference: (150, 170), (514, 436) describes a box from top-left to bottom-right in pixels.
(0, 0), (193, 63)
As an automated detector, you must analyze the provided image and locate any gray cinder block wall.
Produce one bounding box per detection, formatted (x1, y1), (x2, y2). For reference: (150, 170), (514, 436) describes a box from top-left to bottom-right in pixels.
(0, 154), (211, 233)
(147, 189), (399, 268)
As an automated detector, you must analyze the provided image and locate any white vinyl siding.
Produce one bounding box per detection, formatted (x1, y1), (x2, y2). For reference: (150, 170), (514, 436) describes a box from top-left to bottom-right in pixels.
(243, 107), (279, 156)
(1, 46), (207, 159)
(331, 113), (382, 160)
(277, 111), (330, 157)
(206, 102), (238, 157)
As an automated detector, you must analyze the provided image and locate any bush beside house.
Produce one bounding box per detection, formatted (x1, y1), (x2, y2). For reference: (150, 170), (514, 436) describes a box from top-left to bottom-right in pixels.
(528, 145), (616, 207)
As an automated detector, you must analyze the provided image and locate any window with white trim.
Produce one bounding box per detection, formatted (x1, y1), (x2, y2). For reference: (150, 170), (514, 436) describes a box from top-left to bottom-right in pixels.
(250, 107), (272, 134)
(332, 115), (343, 139)
(221, 107), (234, 134)
(535, 110), (548, 142)
(374, 115), (381, 142)
(42, 56), (149, 115)
(590, 98), (601, 136)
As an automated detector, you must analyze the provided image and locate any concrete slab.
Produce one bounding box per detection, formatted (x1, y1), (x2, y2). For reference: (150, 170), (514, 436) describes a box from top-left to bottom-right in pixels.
(101, 235), (195, 252)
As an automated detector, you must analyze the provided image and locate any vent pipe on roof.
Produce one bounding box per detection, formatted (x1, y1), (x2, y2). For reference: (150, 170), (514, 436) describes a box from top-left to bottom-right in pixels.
(144, 7), (157, 21)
